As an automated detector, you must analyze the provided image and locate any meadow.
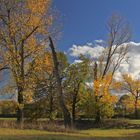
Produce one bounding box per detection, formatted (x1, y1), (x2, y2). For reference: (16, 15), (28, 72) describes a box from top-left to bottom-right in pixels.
(0, 128), (140, 140)
(0, 119), (140, 140)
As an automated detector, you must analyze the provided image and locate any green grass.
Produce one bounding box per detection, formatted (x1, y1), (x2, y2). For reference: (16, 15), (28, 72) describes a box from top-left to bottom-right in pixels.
(0, 118), (16, 121)
(82, 129), (140, 138)
(127, 119), (140, 124)
(0, 128), (84, 140)
(0, 128), (140, 140)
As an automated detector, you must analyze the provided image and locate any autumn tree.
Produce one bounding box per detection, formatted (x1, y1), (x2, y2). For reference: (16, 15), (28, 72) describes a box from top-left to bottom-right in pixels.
(93, 71), (117, 122)
(27, 51), (68, 121)
(93, 13), (131, 123)
(22, 51), (56, 120)
(0, 0), (52, 125)
(79, 87), (95, 118)
(121, 74), (140, 119)
(116, 94), (135, 117)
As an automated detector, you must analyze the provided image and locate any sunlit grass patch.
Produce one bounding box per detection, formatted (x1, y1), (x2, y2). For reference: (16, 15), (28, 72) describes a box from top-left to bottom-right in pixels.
(0, 128), (140, 140)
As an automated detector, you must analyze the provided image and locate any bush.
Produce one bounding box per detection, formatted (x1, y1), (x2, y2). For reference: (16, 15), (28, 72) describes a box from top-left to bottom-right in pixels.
(0, 101), (17, 116)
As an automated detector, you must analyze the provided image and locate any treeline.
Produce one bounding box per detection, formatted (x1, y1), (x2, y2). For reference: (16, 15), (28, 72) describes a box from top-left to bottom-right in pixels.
(0, 0), (140, 129)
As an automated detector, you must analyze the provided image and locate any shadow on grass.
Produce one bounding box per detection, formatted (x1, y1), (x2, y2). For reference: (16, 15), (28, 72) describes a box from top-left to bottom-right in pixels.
(75, 119), (140, 130)
(0, 132), (140, 140)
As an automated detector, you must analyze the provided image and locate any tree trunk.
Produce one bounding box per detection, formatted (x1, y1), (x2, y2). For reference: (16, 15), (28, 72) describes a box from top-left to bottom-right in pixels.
(72, 101), (76, 124)
(134, 98), (138, 119)
(17, 107), (24, 124)
(94, 95), (101, 124)
(94, 62), (101, 124)
(71, 84), (80, 127)
(49, 36), (71, 128)
(49, 90), (54, 120)
(17, 41), (25, 127)
(95, 109), (101, 124)
(72, 95), (76, 127)
(17, 88), (24, 127)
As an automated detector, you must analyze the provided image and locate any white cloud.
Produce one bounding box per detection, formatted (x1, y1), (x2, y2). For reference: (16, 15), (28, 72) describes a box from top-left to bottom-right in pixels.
(87, 43), (93, 46)
(69, 44), (104, 59)
(95, 39), (105, 44)
(69, 41), (140, 80)
(73, 59), (83, 64)
(116, 42), (140, 79)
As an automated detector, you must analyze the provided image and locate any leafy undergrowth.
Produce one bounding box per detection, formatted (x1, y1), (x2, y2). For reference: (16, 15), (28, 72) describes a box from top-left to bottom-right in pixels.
(75, 119), (140, 129)
(0, 119), (140, 131)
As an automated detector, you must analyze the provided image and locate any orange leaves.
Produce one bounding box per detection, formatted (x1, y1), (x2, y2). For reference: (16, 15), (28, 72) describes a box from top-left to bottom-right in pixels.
(112, 81), (122, 90)
(26, 36), (36, 48)
(93, 73), (112, 97)
(122, 73), (140, 96)
(26, 0), (52, 34)
(28, 16), (41, 27)
(34, 58), (42, 71)
(94, 79), (101, 96)
(44, 53), (53, 74)
(26, 0), (51, 15)
(23, 90), (33, 104)
(122, 74), (133, 84)
(100, 94), (117, 104)
(93, 73), (118, 105)
(93, 73), (117, 119)
(34, 52), (53, 74)
(103, 73), (112, 86)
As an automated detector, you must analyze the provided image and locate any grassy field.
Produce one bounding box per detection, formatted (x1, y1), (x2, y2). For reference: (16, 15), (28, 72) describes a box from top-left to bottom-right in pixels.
(128, 119), (140, 124)
(0, 118), (140, 140)
(0, 128), (140, 140)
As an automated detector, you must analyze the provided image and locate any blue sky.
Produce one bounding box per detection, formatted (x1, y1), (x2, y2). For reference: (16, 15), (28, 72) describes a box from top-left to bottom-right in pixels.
(53, 0), (140, 55)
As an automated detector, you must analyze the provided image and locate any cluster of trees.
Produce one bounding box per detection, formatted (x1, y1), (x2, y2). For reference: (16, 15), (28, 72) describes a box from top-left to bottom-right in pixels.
(0, 0), (140, 129)
(116, 74), (140, 119)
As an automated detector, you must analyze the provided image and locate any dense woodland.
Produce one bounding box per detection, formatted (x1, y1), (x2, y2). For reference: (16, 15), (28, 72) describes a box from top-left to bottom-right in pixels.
(0, 0), (140, 130)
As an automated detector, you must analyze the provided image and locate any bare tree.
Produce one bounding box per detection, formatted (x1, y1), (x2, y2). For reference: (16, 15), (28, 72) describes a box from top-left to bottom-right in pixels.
(102, 13), (131, 77)
(94, 13), (131, 123)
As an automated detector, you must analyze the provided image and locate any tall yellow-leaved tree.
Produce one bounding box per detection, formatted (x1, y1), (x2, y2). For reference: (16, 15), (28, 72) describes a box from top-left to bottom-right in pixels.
(93, 72), (117, 122)
(0, 0), (52, 125)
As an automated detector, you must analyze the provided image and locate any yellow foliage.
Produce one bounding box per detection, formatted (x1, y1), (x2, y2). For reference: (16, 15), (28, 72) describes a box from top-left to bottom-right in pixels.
(17, 103), (24, 110)
(26, 0), (51, 15)
(122, 74), (140, 97)
(0, 0), (53, 109)
(93, 73), (118, 105)
(44, 53), (53, 73)
(93, 73), (112, 97)
(112, 81), (122, 90)
(34, 52), (53, 74)
(24, 0), (52, 35)
(122, 74), (133, 83)
(26, 36), (36, 48)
